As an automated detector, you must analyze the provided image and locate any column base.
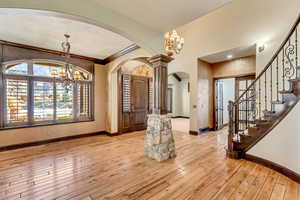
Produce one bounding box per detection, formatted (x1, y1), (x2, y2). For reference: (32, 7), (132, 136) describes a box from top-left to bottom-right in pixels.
(144, 114), (176, 162)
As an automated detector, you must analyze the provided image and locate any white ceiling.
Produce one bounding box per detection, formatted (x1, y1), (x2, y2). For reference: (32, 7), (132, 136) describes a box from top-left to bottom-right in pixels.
(93, 0), (233, 32)
(0, 11), (134, 59)
(200, 45), (257, 64)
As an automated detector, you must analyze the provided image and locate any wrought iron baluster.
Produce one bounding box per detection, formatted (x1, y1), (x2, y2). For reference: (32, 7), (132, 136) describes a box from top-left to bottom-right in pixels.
(296, 27), (298, 78)
(270, 64), (273, 111)
(235, 104), (239, 139)
(228, 101), (234, 152)
(264, 72), (267, 112)
(259, 79), (261, 119)
(282, 50), (285, 91)
(276, 57), (279, 102)
(246, 81), (248, 129)
(239, 103), (241, 132)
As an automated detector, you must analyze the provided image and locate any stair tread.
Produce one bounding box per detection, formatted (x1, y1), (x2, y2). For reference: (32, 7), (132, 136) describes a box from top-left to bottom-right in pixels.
(254, 119), (269, 122)
(272, 100), (285, 104)
(279, 90), (293, 94)
(288, 78), (300, 82)
(263, 110), (275, 114)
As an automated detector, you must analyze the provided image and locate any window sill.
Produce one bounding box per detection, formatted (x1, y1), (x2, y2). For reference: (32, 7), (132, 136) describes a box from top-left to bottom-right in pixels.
(0, 119), (95, 131)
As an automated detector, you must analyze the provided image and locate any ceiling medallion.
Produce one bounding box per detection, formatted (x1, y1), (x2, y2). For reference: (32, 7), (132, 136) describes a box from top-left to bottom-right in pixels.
(51, 34), (81, 91)
(164, 30), (184, 57)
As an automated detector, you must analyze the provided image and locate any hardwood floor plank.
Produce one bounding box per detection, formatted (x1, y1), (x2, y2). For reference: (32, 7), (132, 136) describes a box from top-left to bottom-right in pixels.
(270, 175), (288, 200)
(211, 161), (257, 200)
(283, 175), (298, 200)
(255, 170), (279, 200)
(0, 129), (298, 200)
(298, 184), (300, 200)
(242, 164), (270, 200)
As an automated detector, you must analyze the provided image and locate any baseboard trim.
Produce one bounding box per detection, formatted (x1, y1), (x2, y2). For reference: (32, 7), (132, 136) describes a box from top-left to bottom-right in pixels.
(189, 127), (214, 136)
(107, 132), (119, 136)
(245, 153), (300, 184)
(189, 130), (199, 135)
(199, 127), (214, 134)
(171, 116), (190, 119)
(0, 131), (109, 152)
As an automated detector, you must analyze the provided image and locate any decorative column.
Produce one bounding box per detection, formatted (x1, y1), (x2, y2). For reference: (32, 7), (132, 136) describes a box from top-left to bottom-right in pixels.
(144, 54), (176, 162)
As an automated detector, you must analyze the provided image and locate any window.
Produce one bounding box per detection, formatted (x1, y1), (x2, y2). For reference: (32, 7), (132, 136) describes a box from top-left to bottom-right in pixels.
(1, 60), (93, 129)
(33, 81), (54, 121)
(6, 63), (28, 75)
(33, 63), (61, 77)
(56, 82), (73, 120)
(6, 79), (28, 124)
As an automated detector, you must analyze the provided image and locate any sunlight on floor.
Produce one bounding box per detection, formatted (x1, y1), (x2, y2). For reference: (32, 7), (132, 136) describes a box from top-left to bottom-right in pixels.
(171, 118), (189, 133)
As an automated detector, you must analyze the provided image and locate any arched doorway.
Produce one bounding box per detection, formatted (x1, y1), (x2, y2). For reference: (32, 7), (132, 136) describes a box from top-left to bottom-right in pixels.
(117, 59), (153, 133)
(168, 72), (190, 133)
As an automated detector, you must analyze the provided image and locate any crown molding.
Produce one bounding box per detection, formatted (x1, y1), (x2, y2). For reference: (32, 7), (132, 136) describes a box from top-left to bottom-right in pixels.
(103, 44), (140, 64)
(0, 40), (107, 65)
(0, 40), (140, 65)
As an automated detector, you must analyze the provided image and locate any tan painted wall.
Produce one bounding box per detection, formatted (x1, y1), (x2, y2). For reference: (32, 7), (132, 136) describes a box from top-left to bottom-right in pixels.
(212, 56), (256, 78)
(0, 64), (108, 147)
(198, 60), (213, 129)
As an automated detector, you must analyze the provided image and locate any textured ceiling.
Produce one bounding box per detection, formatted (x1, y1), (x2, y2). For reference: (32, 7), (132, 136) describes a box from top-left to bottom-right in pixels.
(0, 11), (134, 59)
(94, 0), (233, 32)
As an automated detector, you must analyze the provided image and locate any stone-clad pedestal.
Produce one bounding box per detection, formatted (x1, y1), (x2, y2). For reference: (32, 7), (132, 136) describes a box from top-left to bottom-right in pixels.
(144, 114), (176, 162)
(144, 54), (175, 162)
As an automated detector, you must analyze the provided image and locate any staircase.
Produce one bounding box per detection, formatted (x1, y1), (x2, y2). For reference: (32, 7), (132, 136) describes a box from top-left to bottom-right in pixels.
(227, 15), (300, 158)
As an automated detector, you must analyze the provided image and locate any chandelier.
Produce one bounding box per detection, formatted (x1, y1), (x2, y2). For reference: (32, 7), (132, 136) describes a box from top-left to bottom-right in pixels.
(164, 30), (184, 57)
(51, 34), (81, 91)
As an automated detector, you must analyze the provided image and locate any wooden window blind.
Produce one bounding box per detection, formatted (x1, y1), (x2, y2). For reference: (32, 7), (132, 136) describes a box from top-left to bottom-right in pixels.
(6, 79), (28, 124)
(33, 81), (54, 121)
(77, 83), (90, 120)
(122, 74), (131, 112)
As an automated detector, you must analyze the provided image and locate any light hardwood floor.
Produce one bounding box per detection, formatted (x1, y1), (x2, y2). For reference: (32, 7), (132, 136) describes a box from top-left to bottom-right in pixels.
(0, 129), (299, 200)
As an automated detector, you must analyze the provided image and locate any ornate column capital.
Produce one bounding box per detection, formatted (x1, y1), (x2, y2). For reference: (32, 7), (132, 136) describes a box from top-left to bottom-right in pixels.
(148, 54), (173, 115)
(148, 54), (174, 65)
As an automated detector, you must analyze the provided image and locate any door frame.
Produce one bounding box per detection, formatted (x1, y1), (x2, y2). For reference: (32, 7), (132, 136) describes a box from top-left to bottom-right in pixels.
(212, 73), (255, 131)
(118, 70), (152, 134)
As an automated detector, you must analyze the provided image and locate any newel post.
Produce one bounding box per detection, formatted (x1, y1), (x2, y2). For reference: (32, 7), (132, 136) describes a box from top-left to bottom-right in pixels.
(227, 101), (234, 153)
(144, 54), (176, 162)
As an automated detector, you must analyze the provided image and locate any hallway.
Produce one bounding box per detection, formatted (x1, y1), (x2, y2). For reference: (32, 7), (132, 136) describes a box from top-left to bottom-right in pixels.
(0, 129), (298, 200)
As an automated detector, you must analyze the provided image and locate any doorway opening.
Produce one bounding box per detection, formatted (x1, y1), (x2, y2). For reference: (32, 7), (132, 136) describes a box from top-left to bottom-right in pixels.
(118, 60), (153, 134)
(168, 72), (190, 133)
(213, 75), (255, 130)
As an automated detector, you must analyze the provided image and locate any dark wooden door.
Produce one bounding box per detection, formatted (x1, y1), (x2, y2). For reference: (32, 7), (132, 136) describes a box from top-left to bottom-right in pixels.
(120, 74), (149, 133)
(130, 75), (149, 131)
